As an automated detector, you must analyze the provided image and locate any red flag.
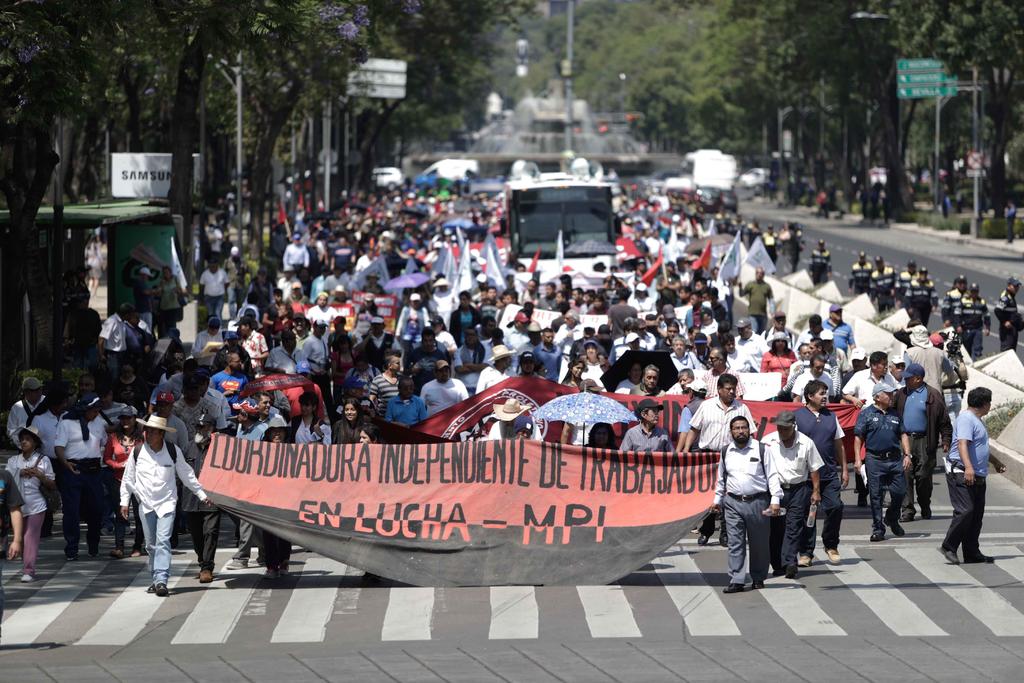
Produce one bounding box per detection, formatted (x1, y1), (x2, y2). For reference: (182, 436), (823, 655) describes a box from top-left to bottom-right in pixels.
(693, 239), (713, 271)
(640, 250), (663, 286)
(297, 192), (305, 212)
(277, 200), (287, 226)
(527, 247), (542, 273)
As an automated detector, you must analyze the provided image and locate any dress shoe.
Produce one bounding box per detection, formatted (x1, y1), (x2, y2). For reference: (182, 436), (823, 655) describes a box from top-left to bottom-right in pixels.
(718, 532), (728, 547)
(797, 555), (812, 568)
(722, 583), (745, 594)
(199, 569), (214, 583)
(146, 584), (156, 594)
(751, 580), (765, 589)
(920, 505), (932, 520)
(939, 546), (960, 564)
(825, 548), (841, 564)
(887, 519), (906, 537)
(785, 565), (798, 579)
(697, 534), (710, 546)
(900, 512), (915, 523)
(857, 495), (868, 508)
(963, 553), (995, 564)
(154, 583), (168, 597)
(870, 533), (885, 542)
(772, 568), (787, 577)
(109, 548), (124, 559)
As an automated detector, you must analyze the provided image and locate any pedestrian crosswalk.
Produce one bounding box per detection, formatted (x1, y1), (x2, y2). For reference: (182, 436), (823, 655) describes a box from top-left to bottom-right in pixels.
(7, 543), (1024, 646)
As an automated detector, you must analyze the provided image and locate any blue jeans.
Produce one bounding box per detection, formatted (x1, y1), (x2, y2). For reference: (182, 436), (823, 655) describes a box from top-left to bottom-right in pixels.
(800, 476), (844, 555)
(59, 466), (105, 559)
(71, 345), (98, 371)
(140, 509), (176, 585)
(749, 315), (767, 334)
(866, 455), (907, 536)
(205, 295), (224, 320)
(103, 469), (127, 546)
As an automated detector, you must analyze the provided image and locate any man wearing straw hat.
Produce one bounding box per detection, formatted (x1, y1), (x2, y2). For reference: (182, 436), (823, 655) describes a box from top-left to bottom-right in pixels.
(119, 413), (210, 597)
(485, 399), (538, 440)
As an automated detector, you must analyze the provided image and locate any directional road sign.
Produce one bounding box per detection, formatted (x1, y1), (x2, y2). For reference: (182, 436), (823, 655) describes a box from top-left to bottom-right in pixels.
(897, 72), (955, 85)
(898, 85), (958, 99)
(347, 59), (407, 99)
(898, 58), (943, 72)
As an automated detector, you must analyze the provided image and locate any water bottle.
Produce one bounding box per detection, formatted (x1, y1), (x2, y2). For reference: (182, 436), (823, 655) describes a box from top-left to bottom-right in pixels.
(805, 503), (818, 527)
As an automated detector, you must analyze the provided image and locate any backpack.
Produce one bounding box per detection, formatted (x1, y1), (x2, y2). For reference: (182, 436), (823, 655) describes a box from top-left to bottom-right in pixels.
(132, 442), (179, 464)
(720, 441), (767, 488)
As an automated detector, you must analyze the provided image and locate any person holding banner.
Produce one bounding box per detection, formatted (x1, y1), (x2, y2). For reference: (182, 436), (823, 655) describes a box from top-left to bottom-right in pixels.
(485, 399), (537, 440)
(619, 399), (672, 452)
(260, 415), (294, 578)
(712, 415), (781, 593)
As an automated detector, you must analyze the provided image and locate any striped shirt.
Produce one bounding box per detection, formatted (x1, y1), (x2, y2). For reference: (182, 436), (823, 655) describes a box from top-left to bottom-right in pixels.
(687, 398), (754, 452)
(368, 374), (400, 417)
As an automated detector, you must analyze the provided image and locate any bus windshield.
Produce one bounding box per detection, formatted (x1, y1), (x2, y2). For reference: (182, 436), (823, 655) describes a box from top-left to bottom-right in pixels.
(513, 186), (612, 258)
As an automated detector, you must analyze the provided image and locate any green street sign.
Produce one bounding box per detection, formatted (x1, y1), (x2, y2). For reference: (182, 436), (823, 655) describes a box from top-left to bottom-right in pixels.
(898, 58), (943, 72)
(898, 85), (958, 99)
(897, 72), (955, 85)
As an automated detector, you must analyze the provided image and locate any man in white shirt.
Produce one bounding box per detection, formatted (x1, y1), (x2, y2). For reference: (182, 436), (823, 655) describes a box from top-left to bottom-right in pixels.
(6, 376), (46, 445)
(198, 258), (229, 320)
(282, 232), (310, 272)
(120, 415), (209, 597)
(734, 318), (768, 370)
(98, 303), (134, 380)
(669, 336), (702, 373)
(711, 415), (782, 593)
(629, 283), (657, 314)
(763, 411), (824, 579)
(54, 393), (108, 560)
(791, 354), (833, 404)
(193, 316), (223, 356)
(723, 336), (758, 373)
(452, 327), (488, 394)
(266, 330), (301, 374)
(842, 350), (897, 409)
(420, 361), (468, 416)
(477, 345), (513, 393)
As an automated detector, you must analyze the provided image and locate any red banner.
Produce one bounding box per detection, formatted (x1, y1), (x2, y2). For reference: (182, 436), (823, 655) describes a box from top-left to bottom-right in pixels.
(200, 434), (719, 586)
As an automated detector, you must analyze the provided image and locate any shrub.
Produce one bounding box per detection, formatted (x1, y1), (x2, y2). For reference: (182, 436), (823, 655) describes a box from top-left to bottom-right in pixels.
(985, 400), (1024, 440)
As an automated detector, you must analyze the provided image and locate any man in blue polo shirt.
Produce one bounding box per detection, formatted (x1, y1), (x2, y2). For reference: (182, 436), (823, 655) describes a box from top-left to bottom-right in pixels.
(823, 304), (855, 353)
(385, 377), (427, 427)
(940, 387), (994, 565)
(533, 327), (562, 380)
(853, 382), (910, 542)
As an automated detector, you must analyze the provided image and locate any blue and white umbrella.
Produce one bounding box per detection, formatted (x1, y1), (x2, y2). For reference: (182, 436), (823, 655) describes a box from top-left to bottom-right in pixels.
(533, 392), (637, 425)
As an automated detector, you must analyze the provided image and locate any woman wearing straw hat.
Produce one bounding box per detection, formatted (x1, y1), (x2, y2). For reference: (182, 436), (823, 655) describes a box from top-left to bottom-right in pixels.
(484, 399), (538, 440)
(119, 414), (210, 597)
(6, 425), (51, 582)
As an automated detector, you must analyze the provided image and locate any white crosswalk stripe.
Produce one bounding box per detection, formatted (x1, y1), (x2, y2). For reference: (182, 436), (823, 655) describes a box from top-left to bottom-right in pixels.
(897, 547), (1024, 637)
(9, 543), (1024, 645)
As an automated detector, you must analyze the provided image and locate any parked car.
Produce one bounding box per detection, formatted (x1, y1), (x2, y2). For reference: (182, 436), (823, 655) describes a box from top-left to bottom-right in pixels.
(738, 167), (768, 189)
(372, 167), (404, 190)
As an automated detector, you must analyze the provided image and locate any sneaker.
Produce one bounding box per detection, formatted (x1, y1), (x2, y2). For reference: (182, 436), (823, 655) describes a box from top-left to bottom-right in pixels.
(870, 533), (885, 542)
(825, 548), (841, 564)
(751, 580), (765, 589)
(797, 555), (812, 568)
(697, 534), (710, 546)
(146, 584), (156, 594)
(19, 574), (35, 583)
(154, 583), (168, 597)
(226, 558), (249, 570)
(888, 519), (906, 537)
(263, 568), (280, 580)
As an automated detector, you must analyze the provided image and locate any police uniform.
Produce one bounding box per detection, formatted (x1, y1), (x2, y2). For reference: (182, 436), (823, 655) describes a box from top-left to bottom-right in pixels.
(849, 258), (872, 295)
(905, 275), (937, 327)
(940, 284), (966, 327)
(870, 264), (896, 311)
(954, 290), (990, 360)
(994, 281), (1022, 352)
(809, 246), (831, 285)
(854, 400), (908, 540)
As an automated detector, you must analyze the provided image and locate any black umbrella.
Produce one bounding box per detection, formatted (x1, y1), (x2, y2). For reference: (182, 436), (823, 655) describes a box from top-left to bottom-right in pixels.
(564, 240), (619, 257)
(600, 350), (679, 393)
(400, 207), (429, 218)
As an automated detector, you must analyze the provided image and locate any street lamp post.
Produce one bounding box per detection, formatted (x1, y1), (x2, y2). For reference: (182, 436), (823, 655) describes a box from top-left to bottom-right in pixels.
(778, 106), (794, 199)
(618, 72), (627, 113)
(563, 0), (574, 154)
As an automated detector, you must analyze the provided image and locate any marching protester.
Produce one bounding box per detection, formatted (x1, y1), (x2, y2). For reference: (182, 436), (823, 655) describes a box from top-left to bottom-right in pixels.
(853, 383), (910, 542)
(54, 393), (107, 560)
(182, 413), (221, 583)
(103, 406), (146, 558)
(6, 426), (53, 582)
(795, 380), (847, 564)
(620, 399), (672, 451)
(892, 363), (952, 523)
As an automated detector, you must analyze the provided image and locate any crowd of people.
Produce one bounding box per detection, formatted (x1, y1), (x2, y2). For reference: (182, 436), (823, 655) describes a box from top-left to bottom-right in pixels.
(0, 185), (1017, 624)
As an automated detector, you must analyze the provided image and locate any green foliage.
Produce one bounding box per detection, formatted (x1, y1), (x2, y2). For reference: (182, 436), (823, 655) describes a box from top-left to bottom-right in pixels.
(985, 400), (1024, 440)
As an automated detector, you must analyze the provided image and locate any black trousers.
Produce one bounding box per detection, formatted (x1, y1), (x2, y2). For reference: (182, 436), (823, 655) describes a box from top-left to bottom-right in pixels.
(770, 483), (811, 571)
(698, 510), (724, 540)
(262, 531), (292, 570)
(1000, 324), (1020, 352)
(187, 510), (222, 572)
(942, 472), (986, 558)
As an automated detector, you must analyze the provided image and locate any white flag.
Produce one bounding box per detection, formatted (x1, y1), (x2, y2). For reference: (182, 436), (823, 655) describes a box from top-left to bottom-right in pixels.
(556, 229), (564, 272)
(351, 255), (391, 290)
(484, 234), (507, 292)
(744, 236), (777, 274)
(718, 231), (743, 282)
(456, 240), (474, 294)
(404, 256), (419, 275)
(706, 218), (717, 236)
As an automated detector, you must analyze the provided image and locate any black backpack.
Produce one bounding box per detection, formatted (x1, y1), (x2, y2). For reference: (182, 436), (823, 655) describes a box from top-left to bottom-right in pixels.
(132, 442), (179, 464)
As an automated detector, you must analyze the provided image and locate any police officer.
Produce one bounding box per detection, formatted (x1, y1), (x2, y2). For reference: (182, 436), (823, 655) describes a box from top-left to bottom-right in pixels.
(809, 239), (832, 285)
(896, 260), (918, 309)
(763, 225), (778, 265)
(994, 276), (1022, 352)
(853, 382), (911, 542)
(848, 251), (872, 295)
(870, 256), (897, 312)
(954, 283), (991, 360)
(940, 275), (968, 328)
(905, 267), (937, 327)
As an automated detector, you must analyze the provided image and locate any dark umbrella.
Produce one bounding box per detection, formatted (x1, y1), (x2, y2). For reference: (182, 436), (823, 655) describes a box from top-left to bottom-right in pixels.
(600, 350), (679, 393)
(400, 207), (429, 218)
(564, 240), (619, 257)
(239, 373), (317, 398)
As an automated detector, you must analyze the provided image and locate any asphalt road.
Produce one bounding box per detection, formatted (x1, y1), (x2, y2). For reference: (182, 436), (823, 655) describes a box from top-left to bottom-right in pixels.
(745, 201), (1022, 358)
(8, 471), (1024, 682)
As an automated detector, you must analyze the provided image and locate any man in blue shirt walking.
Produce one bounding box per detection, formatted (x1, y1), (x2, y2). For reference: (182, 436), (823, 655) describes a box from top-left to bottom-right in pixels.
(385, 377), (427, 427)
(823, 304), (855, 353)
(940, 387), (995, 565)
(893, 363), (952, 523)
(853, 382), (911, 542)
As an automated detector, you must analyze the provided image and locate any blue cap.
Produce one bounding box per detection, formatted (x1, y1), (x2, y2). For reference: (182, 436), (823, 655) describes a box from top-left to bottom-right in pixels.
(295, 360), (311, 375)
(342, 375), (366, 389)
(75, 392), (100, 411)
(513, 414), (534, 434)
(904, 363), (926, 379)
(223, 330), (239, 340)
(292, 232), (302, 241)
(208, 316), (221, 328)
(194, 367), (212, 379)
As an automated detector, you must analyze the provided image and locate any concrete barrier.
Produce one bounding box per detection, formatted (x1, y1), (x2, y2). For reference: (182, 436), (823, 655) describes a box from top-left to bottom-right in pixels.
(783, 269), (814, 290)
(814, 280), (845, 303)
(786, 287), (823, 322)
(844, 293), (878, 321)
(853, 318), (906, 357)
(878, 308), (911, 332)
(972, 350), (1024, 390)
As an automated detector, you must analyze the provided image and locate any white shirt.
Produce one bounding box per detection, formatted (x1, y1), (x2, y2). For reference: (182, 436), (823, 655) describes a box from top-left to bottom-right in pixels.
(688, 399), (755, 452)
(307, 304), (336, 328)
(7, 451), (55, 516)
(435, 330), (457, 356)
(735, 334), (768, 369)
(119, 441), (207, 516)
(726, 349), (758, 373)
(194, 329), (223, 354)
(713, 438), (784, 505)
(421, 378), (469, 416)
(199, 268), (229, 296)
(300, 333), (330, 374)
(100, 313), (128, 352)
(477, 365), (510, 393)
(283, 242), (310, 271)
(33, 410), (63, 459)
(792, 369), (834, 404)
(6, 395), (46, 444)
(295, 418), (331, 444)
(581, 362), (605, 388)
(266, 345), (300, 374)
(615, 379), (639, 393)
(54, 416), (108, 461)
(762, 431), (825, 485)
(842, 369), (898, 402)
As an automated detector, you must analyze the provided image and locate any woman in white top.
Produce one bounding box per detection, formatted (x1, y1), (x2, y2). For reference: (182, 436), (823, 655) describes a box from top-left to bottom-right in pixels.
(292, 391), (332, 444)
(7, 426), (55, 582)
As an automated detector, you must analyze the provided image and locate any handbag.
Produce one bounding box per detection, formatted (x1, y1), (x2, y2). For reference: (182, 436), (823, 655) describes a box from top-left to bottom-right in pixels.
(29, 455), (61, 512)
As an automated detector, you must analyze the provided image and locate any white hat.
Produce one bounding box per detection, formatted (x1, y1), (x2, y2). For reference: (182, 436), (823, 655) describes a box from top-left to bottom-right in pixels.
(410, 293), (422, 302)
(636, 282), (648, 292)
(434, 278), (450, 288)
(672, 214), (681, 223)
(624, 332), (640, 344)
(909, 325), (931, 349)
(688, 378), (708, 393)
(230, 246), (240, 257)
(889, 353), (906, 365)
(818, 329), (834, 341)
(138, 266), (153, 277)
(490, 345), (512, 362)
(476, 273), (488, 283)
(370, 315), (385, 325)
(850, 348), (867, 361)
(493, 398), (529, 422)
(138, 415), (177, 434)
(266, 414), (289, 429)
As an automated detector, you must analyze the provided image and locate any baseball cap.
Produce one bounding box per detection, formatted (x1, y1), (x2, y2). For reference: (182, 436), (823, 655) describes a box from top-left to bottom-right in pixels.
(76, 393), (101, 411)
(311, 318), (327, 328)
(1009, 276), (1022, 287)
(688, 378), (708, 394)
(969, 282), (980, 291)
(295, 360), (311, 375)
(889, 353), (906, 365)
(342, 375), (366, 390)
(771, 410), (797, 428)
(872, 382), (897, 397)
(21, 377), (42, 391)
(693, 332), (709, 346)
(434, 359), (451, 370)
(527, 322), (542, 333)
(736, 317), (751, 329)
(904, 363), (926, 378)
(410, 293), (422, 302)
(635, 398), (664, 413)
(119, 405), (139, 418)
(624, 332), (640, 344)
(208, 316), (221, 328)
(292, 232), (302, 241)
(519, 351), (536, 362)
(636, 282), (648, 292)
(513, 414), (535, 434)
(829, 304), (843, 313)
(849, 348), (867, 361)
(514, 311), (529, 324)
(236, 398), (260, 414)
(138, 266), (153, 276)
(370, 316), (385, 325)
(223, 330), (239, 340)
(155, 391), (175, 405)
